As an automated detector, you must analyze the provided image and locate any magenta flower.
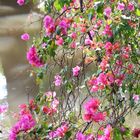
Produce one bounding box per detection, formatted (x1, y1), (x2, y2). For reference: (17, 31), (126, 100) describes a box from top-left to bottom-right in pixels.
(72, 66), (80, 77)
(97, 73), (108, 86)
(59, 19), (70, 35)
(84, 98), (100, 113)
(83, 98), (106, 122)
(85, 38), (92, 45)
(43, 16), (55, 36)
(26, 46), (44, 67)
(127, 3), (135, 11)
(54, 75), (62, 86)
(70, 32), (77, 39)
(55, 37), (64, 46)
(9, 107), (36, 140)
(17, 0), (25, 6)
(102, 25), (113, 37)
(76, 132), (94, 140)
(45, 91), (56, 99)
(70, 42), (76, 49)
(43, 16), (54, 28)
(117, 2), (125, 11)
(133, 95), (139, 103)
(98, 125), (112, 140)
(21, 33), (30, 41)
(104, 7), (112, 17)
(48, 123), (69, 139)
(0, 105), (8, 114)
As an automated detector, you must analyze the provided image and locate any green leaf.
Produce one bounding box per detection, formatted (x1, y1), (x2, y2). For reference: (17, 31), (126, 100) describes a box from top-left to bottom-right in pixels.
(54, 0), (62, 11)
(64, 131), (72, 139)
(136, 9), (140, 16)
(113, 128), (123, 140)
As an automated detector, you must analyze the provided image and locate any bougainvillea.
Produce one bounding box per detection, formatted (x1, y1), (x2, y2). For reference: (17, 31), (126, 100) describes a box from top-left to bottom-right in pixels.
(9, 0), (140, 139)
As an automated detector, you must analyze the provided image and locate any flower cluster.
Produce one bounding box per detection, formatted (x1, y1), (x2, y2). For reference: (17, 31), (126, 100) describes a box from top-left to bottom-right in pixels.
(98, 125), (112, 140)
(83, 98), (106, 122)
(17, 0), (25, 6)
(54, 75), (62, 86)
(21, 33), (30, 41)
(48, 123), (69, 139)
(0, 105), (8, 114)
(43, 15), (55, 36)
(9, 105), (36, 140)
(42, 91), (59, 115)
(14, 0), (140, 139)
(76, 132), (94, 140)
(26, 46), (44, 67)
(72, 66), (80, 77)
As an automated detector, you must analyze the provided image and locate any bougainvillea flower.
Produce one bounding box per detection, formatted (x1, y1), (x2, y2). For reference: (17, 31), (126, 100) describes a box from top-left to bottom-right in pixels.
(98, 125), (112, 140)
(43, 15), (55, 36)
(72, 66), (80, 77)
(102, 25), (113, 37)
(127, 3), (135, 11)
(104, 7), (112, 17)
(49, 123), (69, 139)
(21, 33), (30, 41)
(76, 132), (94, 140)
(133, 95), (139, 103)
(83, 98), (106, 122)
(117, 2), (125, 11)
(26, 46), (44, 67)
(54, 75), (62, 86)
(17, 0), (25, 6)
(0, 105), (8, 114)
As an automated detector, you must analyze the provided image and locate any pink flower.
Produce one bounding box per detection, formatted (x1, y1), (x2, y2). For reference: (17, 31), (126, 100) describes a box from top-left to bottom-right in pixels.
(72, 66), (80, 77)
(85, 38), (92, 45)
(45, 91), (56, 100)
(70, 32), (77, 39)
(104, 7), (112, 17)
(133, 95), (139, 103)
(97, 73), (108, 86)
(49, 123), (69, 139)
(90, 85), (99, 92)
(92, 112), (106, 122)
(98, 125), (112, 140)
(17, 0), (25, 6)
(55, 37), (64, 46)
(127, 3), (135, 11)
(104, 42), (113, 56)
(76, 132), (94, 140)
(84, 98), (100, 113)
(26, 46), (44, 67)
(52, 98), (59, 109)
(100, 58), (109, 71)
(9, 112), (36, 140)
(59, 19), (70, 34)
(70, 42), (76, 49)
(83, 98), (106, 122)
(54, 75), (62, 86)
(43, 16), (54, 28)
(42, 43), (47, 48)
(21, 33), (30, 41)
(43, 16), (55, 36)
(117, 2), (125, 11)
(0, 105), (8, 114)
(102, 25), (113, 37)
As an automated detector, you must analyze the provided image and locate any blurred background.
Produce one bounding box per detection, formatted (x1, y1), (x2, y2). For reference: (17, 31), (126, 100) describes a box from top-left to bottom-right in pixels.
(0, 0), (41, 139)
